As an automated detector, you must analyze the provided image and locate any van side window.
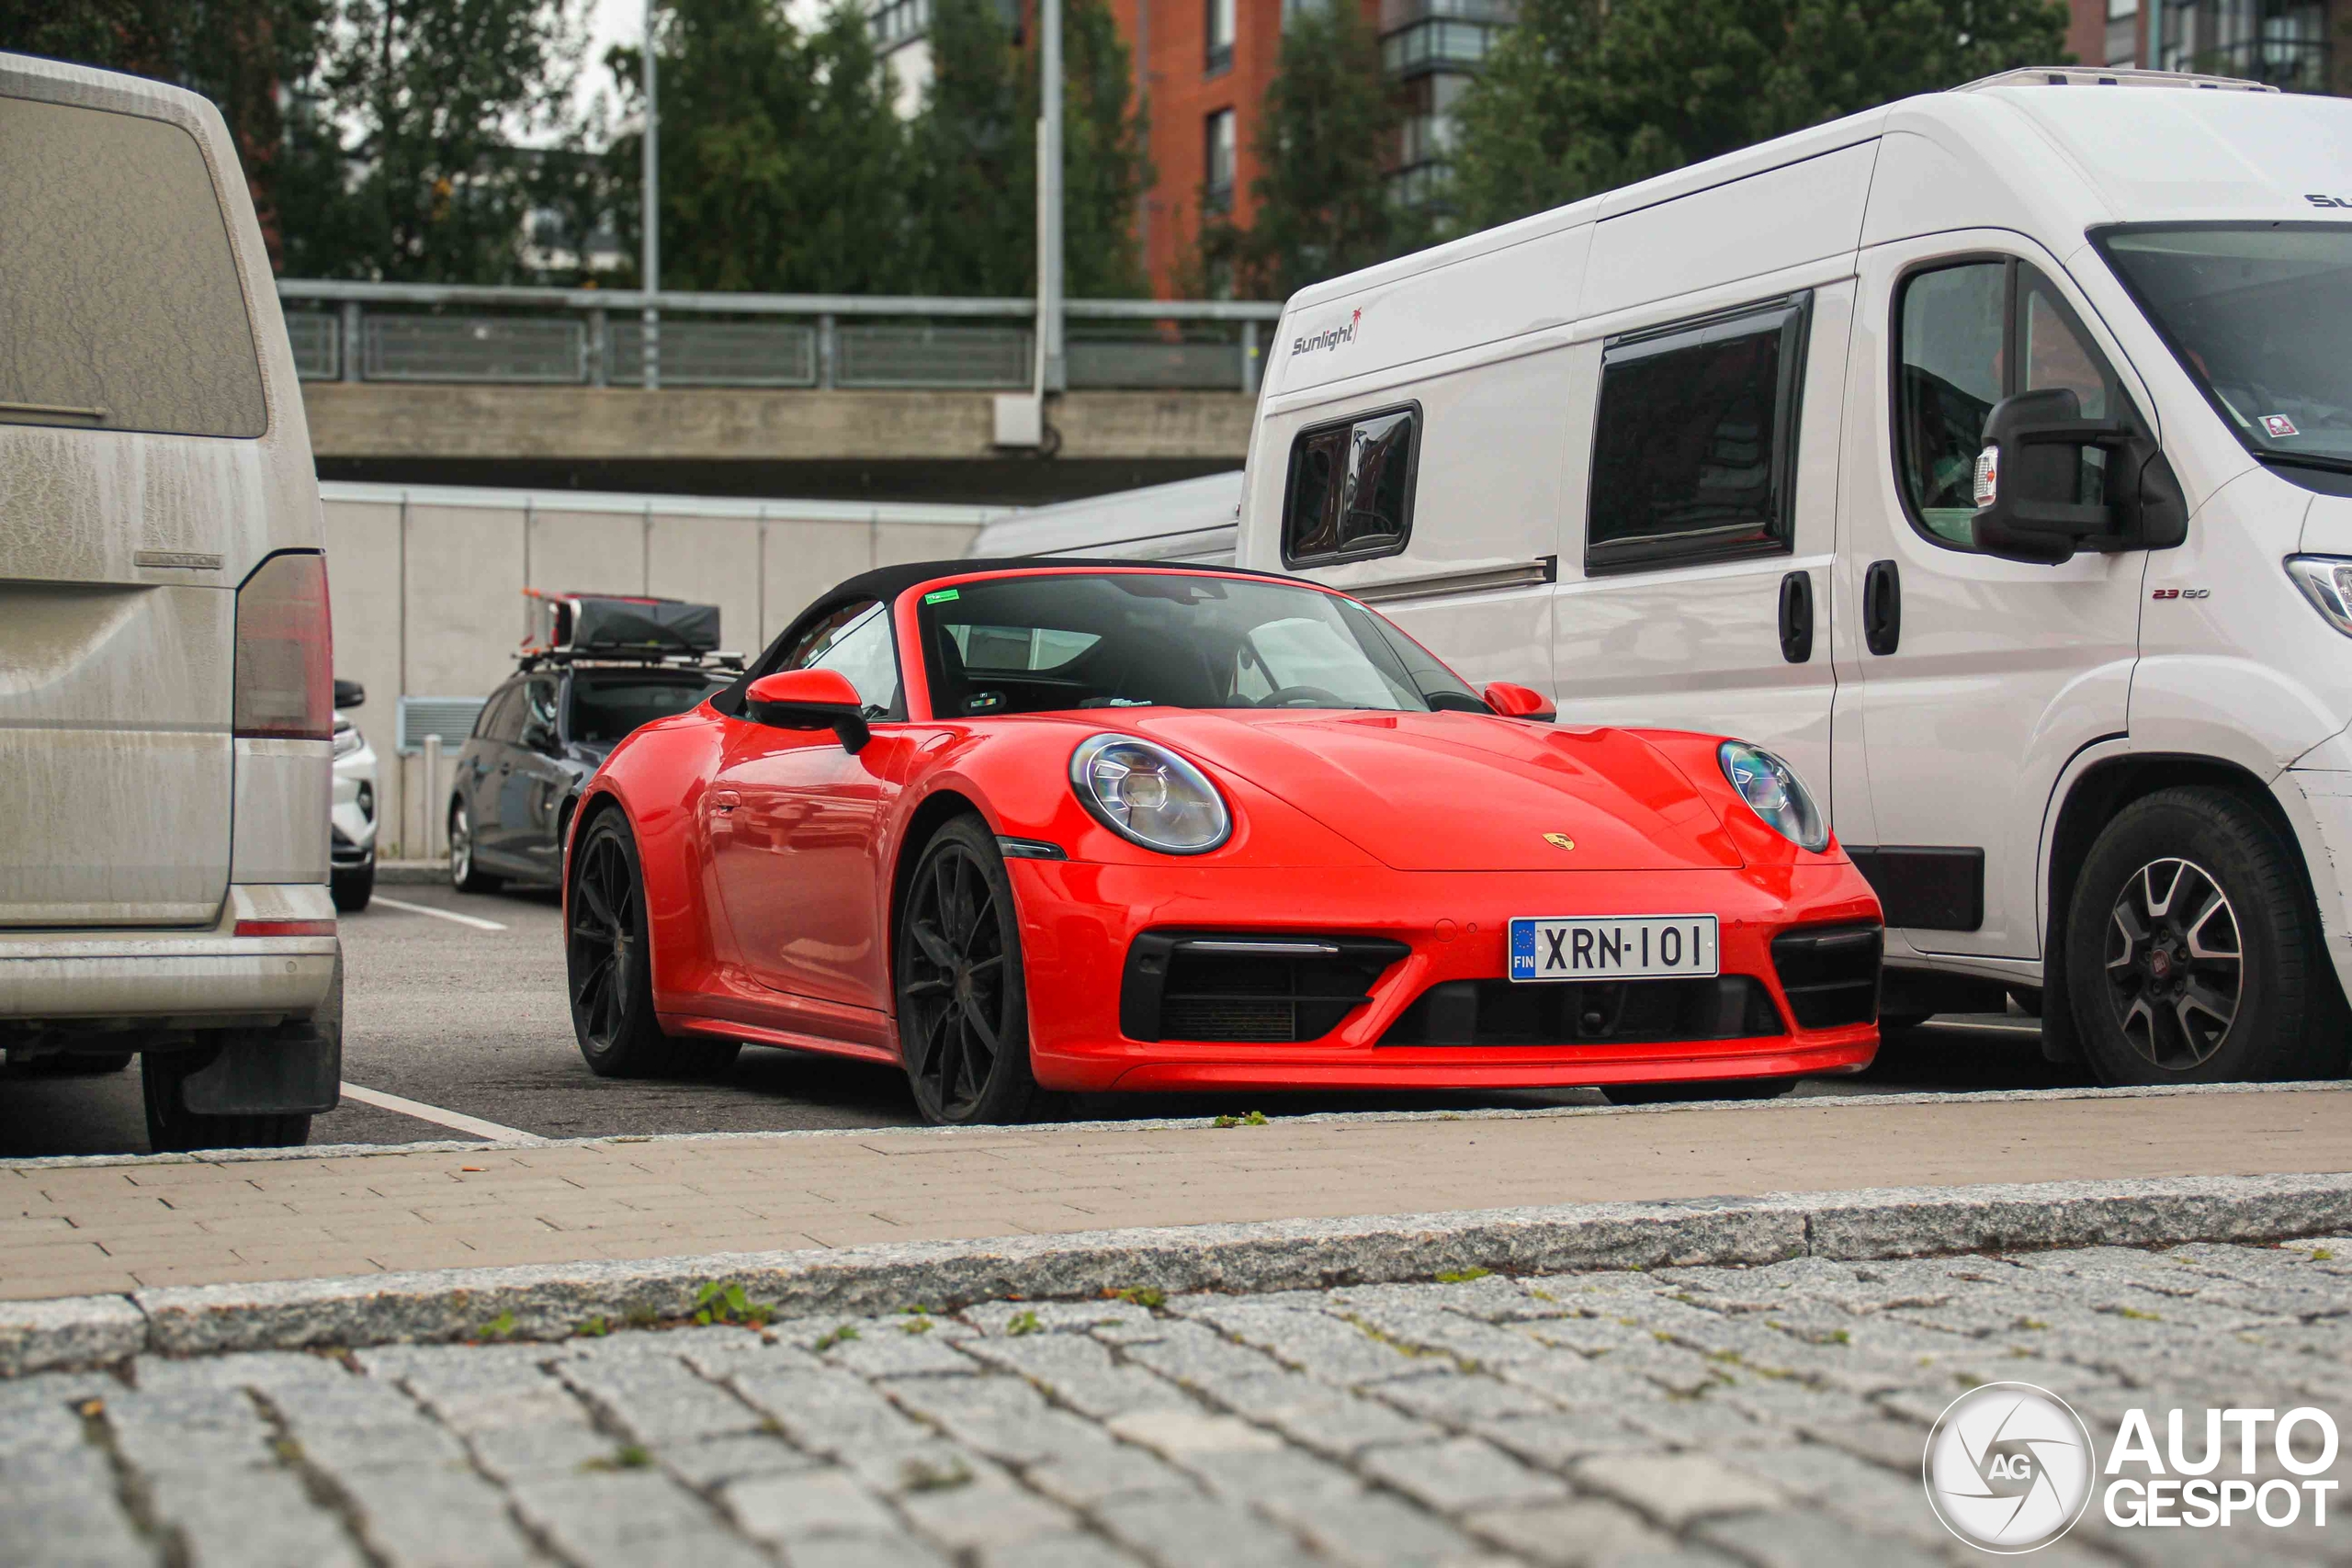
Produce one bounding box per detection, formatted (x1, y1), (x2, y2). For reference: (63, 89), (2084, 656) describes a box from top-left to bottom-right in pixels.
(1585, 295), (1810, 575)
(1896, 259), (2126, 549)
(1281, 404), (1420, 567)
(0, 96), (266, 438)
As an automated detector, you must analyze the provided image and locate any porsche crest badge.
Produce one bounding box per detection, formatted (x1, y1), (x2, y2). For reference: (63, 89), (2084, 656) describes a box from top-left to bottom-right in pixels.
(1544, 833), (1577, 852)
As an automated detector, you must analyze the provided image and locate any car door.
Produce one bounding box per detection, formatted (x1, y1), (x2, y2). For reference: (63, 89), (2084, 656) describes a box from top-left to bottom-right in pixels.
(1549, 283), (1853, 820)
(508, 674), (571, 881)
(709, 602), (911, 1009)
(1840, 237), (2153, 961)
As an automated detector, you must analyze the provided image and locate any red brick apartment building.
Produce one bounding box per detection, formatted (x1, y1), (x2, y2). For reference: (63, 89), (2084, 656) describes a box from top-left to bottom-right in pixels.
(873, 0), (2343, 297)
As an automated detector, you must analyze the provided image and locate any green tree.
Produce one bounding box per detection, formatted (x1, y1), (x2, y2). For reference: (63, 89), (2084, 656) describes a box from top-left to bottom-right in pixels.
(1199, 0), (1410, 300)
(274, 0), (592, 282)
(0, 0), (328, 266)
(1452, 0), (2071, 232)
(906, 0), (1148, 297)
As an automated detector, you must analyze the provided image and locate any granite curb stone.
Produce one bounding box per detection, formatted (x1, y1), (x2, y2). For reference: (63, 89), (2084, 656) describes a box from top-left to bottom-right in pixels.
(7, 1170), (2352, 1377)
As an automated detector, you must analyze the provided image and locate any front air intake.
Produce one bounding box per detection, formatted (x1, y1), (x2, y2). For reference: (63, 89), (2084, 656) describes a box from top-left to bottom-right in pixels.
(1121, 932), (1409, 1043)
(1770, 923), (1883, 1029)
(1379, 976), (1782, 1046)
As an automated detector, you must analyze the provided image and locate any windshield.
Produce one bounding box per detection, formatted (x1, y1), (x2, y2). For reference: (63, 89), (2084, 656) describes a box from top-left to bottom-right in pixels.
(913, 572), (1482, 717)
(2098, 223), (2352, 468)
(567, 673), (728, 744)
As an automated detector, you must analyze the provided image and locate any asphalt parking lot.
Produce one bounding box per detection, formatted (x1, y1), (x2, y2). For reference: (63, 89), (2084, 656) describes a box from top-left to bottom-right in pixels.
(0, 882), (2083, 1160)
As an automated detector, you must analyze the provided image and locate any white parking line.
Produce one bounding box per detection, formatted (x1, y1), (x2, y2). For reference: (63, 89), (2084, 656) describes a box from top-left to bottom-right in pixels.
(338, 1082), (543, 1144)
(1919, 1019), (2044, 1035)
(372, 896), (509, 931)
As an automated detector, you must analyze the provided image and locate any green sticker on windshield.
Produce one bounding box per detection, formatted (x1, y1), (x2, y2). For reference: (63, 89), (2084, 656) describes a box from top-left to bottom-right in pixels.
(922, 588), (960, 604)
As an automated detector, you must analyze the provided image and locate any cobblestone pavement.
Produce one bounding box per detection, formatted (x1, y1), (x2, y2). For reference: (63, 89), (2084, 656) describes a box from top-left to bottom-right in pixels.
(5, 1240), (2351, 1567)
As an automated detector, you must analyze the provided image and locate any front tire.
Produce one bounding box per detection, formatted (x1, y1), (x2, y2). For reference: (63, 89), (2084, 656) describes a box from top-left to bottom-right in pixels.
(896, 817), (1046, 1125)
(2065, 786), (2338, 1085)
(566, 811), (733, 1077)
(450, 801), (502, 893)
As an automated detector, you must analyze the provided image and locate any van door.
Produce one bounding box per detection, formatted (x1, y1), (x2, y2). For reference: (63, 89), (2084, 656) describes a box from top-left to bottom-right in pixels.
(1549, 284), (1854, 819)
(0, 93), (268, 927)
(1841, 237), (2152, 960)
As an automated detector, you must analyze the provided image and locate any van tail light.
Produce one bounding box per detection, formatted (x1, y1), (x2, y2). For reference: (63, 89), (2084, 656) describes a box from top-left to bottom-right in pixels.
(233, 918), (336, 937)
(234, 551), (333, 740)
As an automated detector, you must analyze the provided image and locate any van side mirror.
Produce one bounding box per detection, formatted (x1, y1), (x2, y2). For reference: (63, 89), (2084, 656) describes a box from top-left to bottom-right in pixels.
(747, 669), (871, 753)
(1970, 389), (2186, 564)
(1483, 681), (1556, 722)
(334, 679), (365, 709)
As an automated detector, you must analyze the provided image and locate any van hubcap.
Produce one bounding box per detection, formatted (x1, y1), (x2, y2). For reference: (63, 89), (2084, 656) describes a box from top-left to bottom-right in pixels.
(2103, 857), (2241, 1071)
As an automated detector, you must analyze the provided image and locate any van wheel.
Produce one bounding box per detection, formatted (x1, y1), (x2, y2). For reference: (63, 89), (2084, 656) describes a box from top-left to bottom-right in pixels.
(2065, 786), (2334, 1085)
(450, 802), (502, 893)
(332, 857), (375, 913)
(142, 1050), (311, 1153)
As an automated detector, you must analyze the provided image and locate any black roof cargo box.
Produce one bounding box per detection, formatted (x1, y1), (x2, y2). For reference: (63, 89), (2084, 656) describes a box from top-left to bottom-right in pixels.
(524, 591), (719, 659)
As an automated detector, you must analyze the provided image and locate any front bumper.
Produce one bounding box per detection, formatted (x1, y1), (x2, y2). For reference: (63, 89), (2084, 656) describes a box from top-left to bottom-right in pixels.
(1011, 860), (1880, 1092)
(0, 885), (339, 1027)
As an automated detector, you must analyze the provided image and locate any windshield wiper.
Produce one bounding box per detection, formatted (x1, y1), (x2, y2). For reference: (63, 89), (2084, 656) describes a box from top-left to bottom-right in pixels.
(2259, 450), (2352, 476)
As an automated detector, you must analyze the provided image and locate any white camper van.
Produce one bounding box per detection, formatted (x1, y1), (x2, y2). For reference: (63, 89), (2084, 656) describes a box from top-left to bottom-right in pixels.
(0, 54), (341, 1147)
(1238, 68), (2352, 1085)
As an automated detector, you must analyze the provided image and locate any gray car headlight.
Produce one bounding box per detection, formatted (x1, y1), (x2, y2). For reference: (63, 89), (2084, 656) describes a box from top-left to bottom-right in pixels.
(1069, 733), (1231, 854)
(1718, 740), (1828, 852)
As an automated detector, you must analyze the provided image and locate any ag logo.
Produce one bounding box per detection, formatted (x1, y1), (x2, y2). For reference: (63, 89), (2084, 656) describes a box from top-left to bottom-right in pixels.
(1923, 1382), (2094, 1553)
(1543, 832), (1577, 852)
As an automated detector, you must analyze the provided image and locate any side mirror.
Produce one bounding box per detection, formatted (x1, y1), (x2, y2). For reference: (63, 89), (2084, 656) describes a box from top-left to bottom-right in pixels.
(1483, 681), (1556, 722)
(748, 669), (871, 753)
(334, 678), (365, 709)
(1969, 388), (2129, 565)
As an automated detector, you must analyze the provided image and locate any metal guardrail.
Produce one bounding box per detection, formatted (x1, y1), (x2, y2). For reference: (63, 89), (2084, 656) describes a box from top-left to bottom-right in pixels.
(276, 280), (1281, 394)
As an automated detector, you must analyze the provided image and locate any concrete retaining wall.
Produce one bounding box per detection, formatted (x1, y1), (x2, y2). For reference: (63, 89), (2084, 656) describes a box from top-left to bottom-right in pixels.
(322, 481), (999, 859)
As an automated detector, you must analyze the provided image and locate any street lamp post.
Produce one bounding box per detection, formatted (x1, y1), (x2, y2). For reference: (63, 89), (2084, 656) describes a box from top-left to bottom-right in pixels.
(641, 4), (661, 391)
(1036, 0), (1066, 395)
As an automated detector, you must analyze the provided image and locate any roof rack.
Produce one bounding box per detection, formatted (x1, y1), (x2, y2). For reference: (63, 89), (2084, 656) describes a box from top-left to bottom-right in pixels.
(515, 648), (745, 673)
(1962, 65), (2276, 93)
(520, 588), (727, 666)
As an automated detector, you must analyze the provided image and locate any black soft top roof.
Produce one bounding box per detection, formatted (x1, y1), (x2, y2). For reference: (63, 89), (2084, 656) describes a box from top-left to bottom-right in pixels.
(821, 556), (1292, 613)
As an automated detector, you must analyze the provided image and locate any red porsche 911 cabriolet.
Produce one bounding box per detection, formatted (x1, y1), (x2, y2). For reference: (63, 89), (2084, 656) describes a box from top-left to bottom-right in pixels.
(562, 560), (1883, 1123)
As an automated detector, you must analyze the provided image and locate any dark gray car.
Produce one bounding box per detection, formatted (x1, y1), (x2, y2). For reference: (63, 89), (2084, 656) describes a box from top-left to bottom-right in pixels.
(447, 664), (727, 891)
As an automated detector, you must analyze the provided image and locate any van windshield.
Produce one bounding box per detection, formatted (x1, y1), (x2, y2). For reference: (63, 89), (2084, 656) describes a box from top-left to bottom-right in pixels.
(2097, 224), (2352, 470)
(913, 572), (1483, 718)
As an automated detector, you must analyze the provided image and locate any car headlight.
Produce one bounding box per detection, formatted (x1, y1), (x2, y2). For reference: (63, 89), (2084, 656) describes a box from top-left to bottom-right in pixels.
(1069, 733), (1232, 854)
(1718, 740), (1828, 852)
(333, 723), (364, 759)
(2288, 556), (2352, 637)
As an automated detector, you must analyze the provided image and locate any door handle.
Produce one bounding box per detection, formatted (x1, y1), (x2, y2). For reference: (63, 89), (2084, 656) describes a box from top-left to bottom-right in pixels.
(1777, 570), (1814, 664)
(1862, 558), (1902, 657)
(711, 789), (741, 813)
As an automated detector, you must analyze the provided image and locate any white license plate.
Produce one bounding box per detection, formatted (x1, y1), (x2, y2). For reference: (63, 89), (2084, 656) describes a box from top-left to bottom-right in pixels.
(1508, 915), (1719, 982)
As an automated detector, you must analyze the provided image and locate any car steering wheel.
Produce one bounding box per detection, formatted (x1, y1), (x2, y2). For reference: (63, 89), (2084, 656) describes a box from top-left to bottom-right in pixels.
(1259, 685), (1351, 708)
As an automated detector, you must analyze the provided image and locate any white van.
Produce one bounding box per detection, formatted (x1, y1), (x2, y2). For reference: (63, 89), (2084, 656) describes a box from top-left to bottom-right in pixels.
(1238, 67), (2352, 1085)
(967, 470), (1244, 564)
(0, 54), (342, 1147)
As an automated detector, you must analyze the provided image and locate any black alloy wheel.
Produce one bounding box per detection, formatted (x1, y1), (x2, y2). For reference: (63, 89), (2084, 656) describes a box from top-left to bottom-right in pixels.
(566, 811), (737, 1078)
(2066, 785), (2344, 1084)
(896, 817), (1046, 1124)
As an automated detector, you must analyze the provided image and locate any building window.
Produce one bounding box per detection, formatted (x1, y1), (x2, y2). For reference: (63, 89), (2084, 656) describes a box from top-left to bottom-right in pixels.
(1207, 0), (1235, 73)
(1586, 295), (1812, 576)
(868, 0), (931, 48)
(1204, 109), (1237, 215)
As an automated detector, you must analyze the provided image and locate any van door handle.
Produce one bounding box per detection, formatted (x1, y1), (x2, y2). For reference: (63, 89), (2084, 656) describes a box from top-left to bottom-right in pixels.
(1863, 558), (1902, 656)
(1777, 570), (1814, 664)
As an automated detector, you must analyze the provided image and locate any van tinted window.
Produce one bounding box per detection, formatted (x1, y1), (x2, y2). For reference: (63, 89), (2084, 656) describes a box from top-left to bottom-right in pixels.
(0, 96), (266, 438)
(1282, 405), (1419, 567)
(1896, 259), (2125, 550)
(1586, 295), (1810, 575)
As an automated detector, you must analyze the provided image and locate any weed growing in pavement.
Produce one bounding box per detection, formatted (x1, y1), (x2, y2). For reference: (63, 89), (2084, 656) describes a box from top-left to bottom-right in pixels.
(2311, 1247), (2336, 1261)
(2109, 1305), (2162, 1321)
(475, 1313), (517, 1343)
(626, 1303), (659, 1328)
(694, 1281), (774, 1327)
(1107, 1286), (1165, 1308)
(575, 1316), (610, 1337)
(1005, 1310), (1044, 1337)
(900, 1454), (972, 1492)
(585, 1443), (654, 1472)
(1434, 1268), (1491, 1283)
(901, 1317), (934, 1336)
(901, 1303), (939, 1316)
(1212, 1111), (1269, 1128)
(814, 1325), (862, 1351)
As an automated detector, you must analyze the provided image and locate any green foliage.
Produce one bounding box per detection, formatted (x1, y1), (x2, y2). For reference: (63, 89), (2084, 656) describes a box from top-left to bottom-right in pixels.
(476, 1312), (518, 1341)
(1108, 1286), (1165, 1308)
(1199, 1), (1413, 299)
(1004, 1309), (1044, 1336)
(1434, 1267), (1492, 1283)
(575, 1315), (610, 1337)
(814, 1323), (863, 1350)
(1452, 0), (2071, 231)
(694, 1280), (773, 1325)
(1213, 1110), (1269, 1128)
